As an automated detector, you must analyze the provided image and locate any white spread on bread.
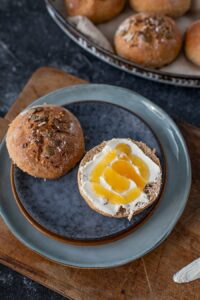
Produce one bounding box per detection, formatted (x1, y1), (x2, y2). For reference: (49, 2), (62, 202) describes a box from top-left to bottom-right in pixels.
(79, 139), (161, 220)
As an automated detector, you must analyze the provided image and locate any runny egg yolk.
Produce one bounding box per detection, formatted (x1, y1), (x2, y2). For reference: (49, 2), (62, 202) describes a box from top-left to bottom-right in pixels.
(90, 143), (150, 205)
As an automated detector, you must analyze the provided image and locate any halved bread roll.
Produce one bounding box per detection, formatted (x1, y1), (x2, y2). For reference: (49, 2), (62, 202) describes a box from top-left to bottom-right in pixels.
(78, 139), (162, 220)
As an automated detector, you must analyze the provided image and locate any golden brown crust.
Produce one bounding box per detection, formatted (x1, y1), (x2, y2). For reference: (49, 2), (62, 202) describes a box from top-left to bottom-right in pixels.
(185, 21), (200, 67)
(6, 105), (85, 179)
(129, 0), (191, 18)
(78, 139), (162, 219)
(64, 0), (126, 24)
(114, 13), (182, 68)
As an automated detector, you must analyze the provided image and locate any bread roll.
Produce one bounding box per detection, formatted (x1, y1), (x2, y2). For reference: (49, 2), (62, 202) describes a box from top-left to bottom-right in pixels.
(65, 0), (126, 24)
(129, 0), (191, 18)
(114, 13), (182, 68)
(78, 139), (162, 220)
(6, 105), (85, 179)
(185, 20), (200, 67)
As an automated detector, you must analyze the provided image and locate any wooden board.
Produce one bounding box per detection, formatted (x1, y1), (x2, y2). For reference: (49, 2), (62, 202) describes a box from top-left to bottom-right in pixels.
(0, 67), (199, 300)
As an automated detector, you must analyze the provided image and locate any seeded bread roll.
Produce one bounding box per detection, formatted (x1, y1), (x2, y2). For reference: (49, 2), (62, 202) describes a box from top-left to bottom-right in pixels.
(185, 21), (200, 67)
(129, 0), (191, 18)
(6, 105), (85, 179)
(114, 13), (182, 68)
(78, 139), (162, 219)
(64, 0), (126, 24)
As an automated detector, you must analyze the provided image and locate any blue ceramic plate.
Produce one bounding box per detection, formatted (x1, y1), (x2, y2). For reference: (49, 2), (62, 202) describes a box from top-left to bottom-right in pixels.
(0, 84), (191, 268)
(11, 101), (164, 245)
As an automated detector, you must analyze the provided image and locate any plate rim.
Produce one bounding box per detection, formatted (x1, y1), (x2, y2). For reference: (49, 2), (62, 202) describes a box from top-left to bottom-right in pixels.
(45, 0), (200, 88)
(0, 84), (192, 268)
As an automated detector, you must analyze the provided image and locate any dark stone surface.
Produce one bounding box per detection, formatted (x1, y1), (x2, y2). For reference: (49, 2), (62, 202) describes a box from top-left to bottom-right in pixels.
(0, 264), (65, 300)
(0, 0), (199, 299)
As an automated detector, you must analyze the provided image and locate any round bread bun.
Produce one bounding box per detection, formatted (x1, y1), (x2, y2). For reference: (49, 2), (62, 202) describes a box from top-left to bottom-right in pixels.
(185, 20), (200, 67)
(64, 0), (126, 24)
(114, 13), (182, 68)
(78, 140), (162, 219)
(129, 0), (191, 18)
(6, 105), (85, 179)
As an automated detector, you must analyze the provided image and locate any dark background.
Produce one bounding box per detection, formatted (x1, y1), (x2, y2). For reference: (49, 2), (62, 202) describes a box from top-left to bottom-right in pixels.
(0, 0), (199, 299)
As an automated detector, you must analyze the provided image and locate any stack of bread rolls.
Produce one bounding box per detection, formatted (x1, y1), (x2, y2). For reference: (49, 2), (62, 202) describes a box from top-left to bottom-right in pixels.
(64, 0), (200, 68)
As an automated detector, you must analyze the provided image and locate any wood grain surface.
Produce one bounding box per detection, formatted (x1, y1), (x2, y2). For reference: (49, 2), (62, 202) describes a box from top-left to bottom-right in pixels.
(0, 67), (199, 300)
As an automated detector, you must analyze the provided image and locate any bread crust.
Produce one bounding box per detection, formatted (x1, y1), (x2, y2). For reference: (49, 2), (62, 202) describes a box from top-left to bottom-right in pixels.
(6, 105), (85, 179)
(185, 21), (200, 67)
(64, 0), (126, 24)
(78, 139), (162, 219)
(114, 13), (182, 68)
(129, 0), (191, 18)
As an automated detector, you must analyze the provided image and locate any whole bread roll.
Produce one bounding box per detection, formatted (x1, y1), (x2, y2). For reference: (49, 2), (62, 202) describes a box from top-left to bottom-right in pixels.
(65, 0), (126, 24)
(185, 21), (200, 67)
(129, 0), (191, 18)
(6, 105), (85, 179)
(115, 13), (182, 68)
